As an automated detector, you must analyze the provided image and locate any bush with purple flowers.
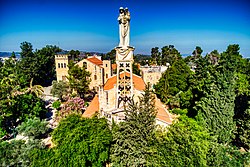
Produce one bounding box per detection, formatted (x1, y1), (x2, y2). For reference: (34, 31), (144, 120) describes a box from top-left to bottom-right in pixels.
(56, 97), (85, 121)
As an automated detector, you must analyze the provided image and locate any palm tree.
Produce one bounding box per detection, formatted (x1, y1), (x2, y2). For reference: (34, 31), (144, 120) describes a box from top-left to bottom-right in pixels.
(11, 78), (44, 97)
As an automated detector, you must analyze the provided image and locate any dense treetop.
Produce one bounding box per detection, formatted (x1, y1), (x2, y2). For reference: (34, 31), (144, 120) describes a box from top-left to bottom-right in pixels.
(0, 43), (250, 166)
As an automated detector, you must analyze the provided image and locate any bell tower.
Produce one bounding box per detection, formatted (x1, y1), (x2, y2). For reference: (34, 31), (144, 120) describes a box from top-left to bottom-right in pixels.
(116, 7), (134, 108)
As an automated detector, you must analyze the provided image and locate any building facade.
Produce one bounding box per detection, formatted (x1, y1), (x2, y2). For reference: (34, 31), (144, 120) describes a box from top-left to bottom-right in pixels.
(55, 54), (69, 81)
(55, 54), (112, 90)
(140, 65), (169, 87)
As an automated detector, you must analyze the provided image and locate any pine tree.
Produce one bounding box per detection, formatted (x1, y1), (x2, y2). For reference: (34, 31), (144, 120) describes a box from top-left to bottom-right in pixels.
(110, 85), (157, 166)
(197, 73), (236, 144)
(235, 99), (250, 151)
(155, 58), (192, 107)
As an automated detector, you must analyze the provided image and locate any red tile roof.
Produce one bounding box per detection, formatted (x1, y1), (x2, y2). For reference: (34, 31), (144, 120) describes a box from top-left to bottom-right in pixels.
(155, 97), (173, 124)
(83, 94), (173, 125)
(83, 95), (99, 118)
(103, 72), (145, 91)
(86, 56), (103, 66)
(83, 72), (173, 125)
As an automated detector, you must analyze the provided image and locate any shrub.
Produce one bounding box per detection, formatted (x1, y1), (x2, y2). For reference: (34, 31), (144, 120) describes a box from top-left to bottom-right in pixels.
(52, 100), (61, 110)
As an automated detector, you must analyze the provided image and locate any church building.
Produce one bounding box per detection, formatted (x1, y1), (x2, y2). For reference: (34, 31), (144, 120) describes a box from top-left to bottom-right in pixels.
(83, 7), (174, 127)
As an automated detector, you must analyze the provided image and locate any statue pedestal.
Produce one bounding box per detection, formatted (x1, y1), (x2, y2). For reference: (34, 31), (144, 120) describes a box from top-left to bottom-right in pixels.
(115, 46), (134, 108)
(115, 46), (134, 61)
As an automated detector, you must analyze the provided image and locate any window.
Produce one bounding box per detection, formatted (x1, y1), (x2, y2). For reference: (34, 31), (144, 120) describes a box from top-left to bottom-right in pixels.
(106, 92), (108, 105)
(62, 76), (67, 81)
(94, 75), (97, 80)
(58, 63), (60, 68)
(106, 73), (108, 78)
(83, 62), (87, 69)
(64, 63), (66, 68)
(61, 63), (63, 68)
(106, 64), (108, 67)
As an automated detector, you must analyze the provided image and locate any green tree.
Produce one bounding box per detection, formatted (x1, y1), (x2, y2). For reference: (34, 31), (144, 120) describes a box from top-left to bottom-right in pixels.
(12, 94), (46, 123)
(161, 45), (181, 65)
(52, 100), (61, 110)
(155, 58), (192, 107)
(0, 55), (46, 134)
(31, 115), (112, 167)
(1, 93), (47, 134)
(218, 45), (250, 151)
(196, 76), (236, 144)
(234, 98), (250, 151)
(111, 85), (157, 166)
(189, 45), (248, 144)
(51, 80), (70, 100)
(103, 49), (116, 64)
(36, 45), (62, 85)
(20, 41), (33, 59)
(11, 78), (44, 97)
(16, 117), (49, 139)
(67, 61), (91, 98)
(207, 142), (250, 167)
(207, 50), (220, 65)
(11, 51), (16, 59)
(151, 47), (161, 65)
(0, 138), (45, 167)
(69, 49), (81, 61)
(18, 42), (61, 86)
(192, 46), (203, 58)
(185, 46), (205, 70)
(156, 112), (210, 166)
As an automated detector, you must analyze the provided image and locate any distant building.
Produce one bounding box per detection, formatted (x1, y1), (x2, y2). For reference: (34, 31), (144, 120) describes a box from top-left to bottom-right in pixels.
(140, 65), (169, 87)
(55, 54), (113, 91)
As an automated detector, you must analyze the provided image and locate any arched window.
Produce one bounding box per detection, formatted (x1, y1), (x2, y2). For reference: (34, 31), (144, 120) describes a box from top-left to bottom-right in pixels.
(58, 63), (60, 68)
(61, 63), (63, 68)
(64, 63), (66, 68)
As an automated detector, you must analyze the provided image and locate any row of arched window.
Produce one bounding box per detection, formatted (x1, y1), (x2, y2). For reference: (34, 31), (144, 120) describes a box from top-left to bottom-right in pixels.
(58, 63), (67, 68)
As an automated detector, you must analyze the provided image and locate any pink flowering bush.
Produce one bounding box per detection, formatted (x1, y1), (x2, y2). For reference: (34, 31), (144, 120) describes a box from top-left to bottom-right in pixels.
(56, 97), (85, 121)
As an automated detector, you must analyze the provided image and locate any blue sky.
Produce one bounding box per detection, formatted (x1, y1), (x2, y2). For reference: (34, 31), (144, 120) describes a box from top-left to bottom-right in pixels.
(0, 0), (250, 56)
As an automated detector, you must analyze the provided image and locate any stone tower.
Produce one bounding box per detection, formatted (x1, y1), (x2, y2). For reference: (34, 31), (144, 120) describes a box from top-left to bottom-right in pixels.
(55, 54), (69, 81)
(116, 7), (134, 108)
